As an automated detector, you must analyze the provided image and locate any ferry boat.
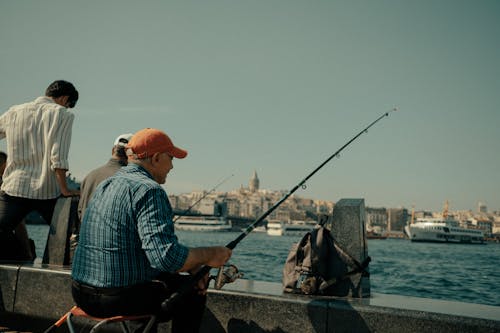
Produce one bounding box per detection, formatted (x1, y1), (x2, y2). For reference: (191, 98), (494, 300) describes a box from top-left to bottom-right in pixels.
(174, 216), (232, 232)
(404, 217), (485, 244)
(266, 220), (317, 236)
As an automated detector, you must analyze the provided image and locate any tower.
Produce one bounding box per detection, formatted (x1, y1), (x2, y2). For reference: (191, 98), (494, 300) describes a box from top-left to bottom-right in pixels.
(249, 170), (259, 192)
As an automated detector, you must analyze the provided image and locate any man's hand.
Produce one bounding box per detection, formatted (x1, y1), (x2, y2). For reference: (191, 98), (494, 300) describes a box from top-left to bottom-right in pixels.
(205, 246), (232, 268)
(55, 168), (80, 197)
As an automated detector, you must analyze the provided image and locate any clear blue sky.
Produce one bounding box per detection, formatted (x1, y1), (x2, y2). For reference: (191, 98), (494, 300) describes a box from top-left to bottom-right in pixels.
(1, 1), (498, 212)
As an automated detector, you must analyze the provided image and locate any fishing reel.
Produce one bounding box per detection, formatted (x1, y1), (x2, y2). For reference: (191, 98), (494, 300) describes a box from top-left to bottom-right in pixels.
(212, 264), (244, 290)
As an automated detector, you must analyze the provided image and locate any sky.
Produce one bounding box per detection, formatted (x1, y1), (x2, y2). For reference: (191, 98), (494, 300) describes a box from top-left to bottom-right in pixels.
(0, 0), (498, 213)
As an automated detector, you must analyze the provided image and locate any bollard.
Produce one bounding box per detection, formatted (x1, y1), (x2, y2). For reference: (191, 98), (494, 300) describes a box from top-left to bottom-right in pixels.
(325, 198), (370, 297)
(42, 197), (79, 265)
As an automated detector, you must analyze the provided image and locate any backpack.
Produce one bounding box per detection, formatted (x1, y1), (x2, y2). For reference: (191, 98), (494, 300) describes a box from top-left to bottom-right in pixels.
(282, 225), (370, 296)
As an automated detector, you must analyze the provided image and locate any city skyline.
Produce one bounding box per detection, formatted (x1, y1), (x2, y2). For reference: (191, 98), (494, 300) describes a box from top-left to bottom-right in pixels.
(171, 170), (496, 215)
(1, 1), (499, 213)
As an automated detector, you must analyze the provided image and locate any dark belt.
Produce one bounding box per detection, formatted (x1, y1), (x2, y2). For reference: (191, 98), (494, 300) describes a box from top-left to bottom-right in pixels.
(72, 280), (130, 296)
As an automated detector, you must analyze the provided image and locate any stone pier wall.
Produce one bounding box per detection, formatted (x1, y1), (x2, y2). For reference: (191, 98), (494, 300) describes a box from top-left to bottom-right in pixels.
(1, 264), (499, 333)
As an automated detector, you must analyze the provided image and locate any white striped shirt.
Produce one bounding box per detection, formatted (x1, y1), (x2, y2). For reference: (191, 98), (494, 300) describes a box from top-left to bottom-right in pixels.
(0, 96), (74, 199)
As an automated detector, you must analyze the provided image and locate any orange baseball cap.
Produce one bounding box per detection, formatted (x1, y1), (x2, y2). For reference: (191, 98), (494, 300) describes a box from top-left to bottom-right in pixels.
(126, 128), (188, 159)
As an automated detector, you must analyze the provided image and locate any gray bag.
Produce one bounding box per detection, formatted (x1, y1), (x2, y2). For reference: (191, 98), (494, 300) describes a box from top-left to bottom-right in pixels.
(282, 225), (370, 296)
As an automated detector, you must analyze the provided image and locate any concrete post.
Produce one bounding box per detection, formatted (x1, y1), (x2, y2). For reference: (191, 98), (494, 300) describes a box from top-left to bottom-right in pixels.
(325, 198), (370, 297)
(42, 197), (79, 265)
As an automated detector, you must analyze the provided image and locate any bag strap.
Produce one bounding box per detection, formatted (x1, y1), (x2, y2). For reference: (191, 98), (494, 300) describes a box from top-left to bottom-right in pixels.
(332, 241), (370, 276)
(318, 256), (371, 291)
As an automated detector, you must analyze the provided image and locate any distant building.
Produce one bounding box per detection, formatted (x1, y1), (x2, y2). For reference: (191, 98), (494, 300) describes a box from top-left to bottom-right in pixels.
(169, 172), (333, 221)
(492, 216), (500, 236)
(478, 202), (487, 213)
(365, 207), (408, 232)
(387, 208), (408, 232)
(366, 207), (387, 230)
(249, 170), (259, 192)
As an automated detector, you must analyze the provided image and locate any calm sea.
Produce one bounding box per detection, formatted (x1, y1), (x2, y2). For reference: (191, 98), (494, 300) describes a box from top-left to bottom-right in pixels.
(27, 225), (500, 307)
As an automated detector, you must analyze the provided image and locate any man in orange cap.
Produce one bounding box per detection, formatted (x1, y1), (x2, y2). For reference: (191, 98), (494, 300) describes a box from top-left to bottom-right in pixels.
(71, 128), (232, 332)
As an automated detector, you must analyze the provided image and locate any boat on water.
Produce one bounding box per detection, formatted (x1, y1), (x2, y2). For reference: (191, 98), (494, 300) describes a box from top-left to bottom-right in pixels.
(366, 226), (387, 239)
(240, 225), (267, 233)
(174, 216), (232, 232)
(405, 201), (485, 244)
(366, 230), (388, 240)
(404, 217), (485, 244)
(266, 220), (317, 236)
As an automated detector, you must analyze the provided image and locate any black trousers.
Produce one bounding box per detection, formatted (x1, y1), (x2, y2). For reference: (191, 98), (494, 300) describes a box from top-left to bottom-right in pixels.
(72, 273), (207, 333)
(0, 191), (57, 260)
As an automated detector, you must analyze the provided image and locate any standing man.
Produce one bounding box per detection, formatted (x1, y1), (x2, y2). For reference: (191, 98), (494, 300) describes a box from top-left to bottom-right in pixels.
(72, 128), (232, 333)
(0, 80), (79, 260)
(77, 133), (133, 221)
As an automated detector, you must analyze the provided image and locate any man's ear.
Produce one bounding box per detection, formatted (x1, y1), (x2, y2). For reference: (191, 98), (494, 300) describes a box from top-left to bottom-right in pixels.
(53, 95), (69, 107)
(150, 152), (161, 165)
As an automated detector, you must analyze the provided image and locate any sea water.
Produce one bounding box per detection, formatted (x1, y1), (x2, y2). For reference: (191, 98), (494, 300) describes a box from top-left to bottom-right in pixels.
(27, 225), (500, 307)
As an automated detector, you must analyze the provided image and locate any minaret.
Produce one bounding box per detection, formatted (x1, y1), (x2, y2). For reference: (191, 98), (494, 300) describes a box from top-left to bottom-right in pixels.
(249, 170), (259, 193)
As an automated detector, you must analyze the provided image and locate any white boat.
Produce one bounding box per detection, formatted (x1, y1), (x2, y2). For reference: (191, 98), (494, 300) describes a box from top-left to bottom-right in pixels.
(241, 225), (267, 233)
(267, 220), (285, 236)
(266, 220), (317, 236)
(404, 217), (484, 244)
(174, 216), (232, 232)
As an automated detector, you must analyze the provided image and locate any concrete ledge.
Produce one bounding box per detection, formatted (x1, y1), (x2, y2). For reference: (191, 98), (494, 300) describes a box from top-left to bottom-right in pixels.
(204, 290), (328, 332)
(217, 280), (500, 333)
(1, 264), (499, 332)
(0, 264), (18, 312)
(14, 264), (74, 318)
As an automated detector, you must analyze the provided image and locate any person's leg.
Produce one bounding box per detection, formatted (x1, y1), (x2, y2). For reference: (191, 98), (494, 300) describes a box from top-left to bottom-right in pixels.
(158, 274), (207, 333)
(0, 192), (33, 260)
(72, 276), (206, 333)
(0, 192), (32, 232)
(0, 230), (25, 261)
(72, 281), (166, 333)
(34, 198), (58, 225)
(170, 290), (207, 333)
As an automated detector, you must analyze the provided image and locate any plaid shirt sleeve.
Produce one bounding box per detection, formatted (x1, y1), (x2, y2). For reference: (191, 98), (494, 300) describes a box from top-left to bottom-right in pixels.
(136, 187), (189, 273)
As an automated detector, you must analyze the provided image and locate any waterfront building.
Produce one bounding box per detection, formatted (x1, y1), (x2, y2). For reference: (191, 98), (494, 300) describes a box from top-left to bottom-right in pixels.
(169, 172), (334, 221)
(493, 217), (500, 236)
(366, 207), (388, 230)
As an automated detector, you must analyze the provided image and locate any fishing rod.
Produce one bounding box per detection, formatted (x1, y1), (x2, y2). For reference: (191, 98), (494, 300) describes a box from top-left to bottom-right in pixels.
(173, 174), (234, 222)
(162, 107), (398, 312)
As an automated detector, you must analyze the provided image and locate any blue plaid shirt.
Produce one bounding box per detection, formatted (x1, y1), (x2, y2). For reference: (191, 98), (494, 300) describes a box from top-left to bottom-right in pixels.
(71, 163), (189, 288)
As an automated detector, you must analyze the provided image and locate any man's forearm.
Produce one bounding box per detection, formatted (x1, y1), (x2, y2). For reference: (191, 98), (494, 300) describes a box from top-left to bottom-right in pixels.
(178, 246), (232, 273)
(54, 168), (79, 196)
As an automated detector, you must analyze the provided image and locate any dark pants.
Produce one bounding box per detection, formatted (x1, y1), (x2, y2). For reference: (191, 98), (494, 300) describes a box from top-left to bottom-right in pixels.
(0, 191), (57, 260)
(72, 274), (207, 333)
